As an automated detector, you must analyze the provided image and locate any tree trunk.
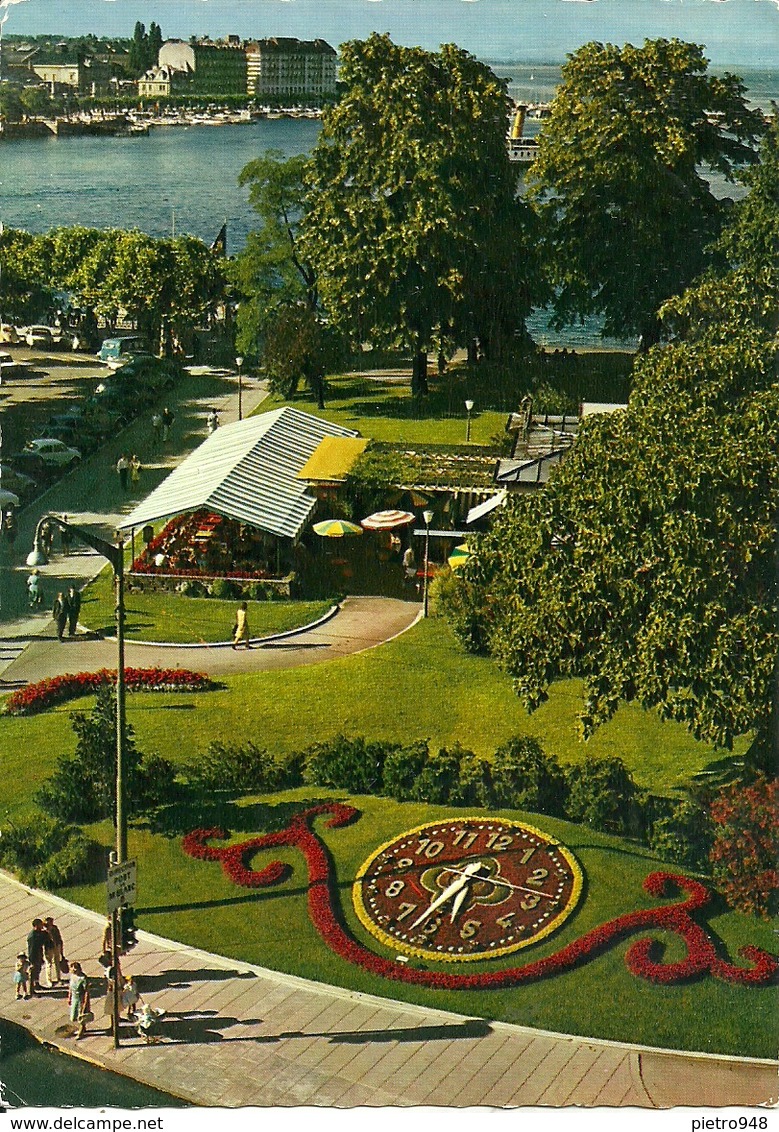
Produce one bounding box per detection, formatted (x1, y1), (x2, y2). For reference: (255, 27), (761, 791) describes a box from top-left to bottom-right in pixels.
(467, 338), (479, 365)
(411, 340), (428, 397)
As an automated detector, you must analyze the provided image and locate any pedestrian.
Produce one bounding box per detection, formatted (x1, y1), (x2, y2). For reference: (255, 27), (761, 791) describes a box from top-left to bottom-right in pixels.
(41, 521), (54, 557)
(67, 962), (91, 1039)
(151, 411), (163, 445)
(121, 975), (142, 1020)
(27, 569), (43, 608)
(52, 591), (69, 642)
(161, 407), (175, 442)
(402, 545), (416, 584)
(130, 454), (141, 487)
(43, 917), (66, 986)
(207, 409), (219, 435)
(14, 953), (31, 1000)
(3, 506), (17, 548)
(231, 600), (251, 649)
(26, 918), (48, 996)
(60, 516), (73, 557)
(116, 453), (130, 491)
(66, 585), (81, 637)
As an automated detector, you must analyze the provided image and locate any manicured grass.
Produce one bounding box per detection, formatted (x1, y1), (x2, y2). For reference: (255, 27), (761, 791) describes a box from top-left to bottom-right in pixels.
(58, 789), (777, 1058)
(78, 565), (334, 643)
(266, 351), (634, 445)
(0, 617), (769, 1057)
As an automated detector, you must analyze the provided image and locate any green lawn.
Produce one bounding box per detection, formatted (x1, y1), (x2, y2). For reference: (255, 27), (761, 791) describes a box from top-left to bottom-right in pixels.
(55, 790), (778, 1058)
(0, 617), (769, 1058)
(265, 351), (634, 445)
(78, 565), (334, 643)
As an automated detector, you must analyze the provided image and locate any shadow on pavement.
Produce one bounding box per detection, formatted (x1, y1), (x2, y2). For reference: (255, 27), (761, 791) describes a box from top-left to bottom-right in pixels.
(263, 1019), (493, 1044)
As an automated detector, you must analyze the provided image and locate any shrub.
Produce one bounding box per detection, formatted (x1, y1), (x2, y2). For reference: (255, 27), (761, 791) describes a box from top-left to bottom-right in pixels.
(188, 740), (303, 794)
(209, 578), (238, 599)
(709, 775), (778, 918)
(303, 734), (394, 794)
(488, 737), (568, 815)
(34, 686), (178, 822)
(0, 815), (100, 889)
(382, 740), (430, 802)
(565, 755), (643, 836)
(458, 753), (497, 808)
(177, 579), (207, 597)
(648, 797), (714, 873)
(247, 581), (271, 601)
(411, 743), (476, 806)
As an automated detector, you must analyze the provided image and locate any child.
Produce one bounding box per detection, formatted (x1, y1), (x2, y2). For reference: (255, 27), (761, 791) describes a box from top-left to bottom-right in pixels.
(14, 953), (30, 1000)
(121, 974), (142, 1020)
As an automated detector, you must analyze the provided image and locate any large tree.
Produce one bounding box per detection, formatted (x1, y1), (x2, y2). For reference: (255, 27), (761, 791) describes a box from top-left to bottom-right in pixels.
(528, 38), (765, 348)
(443, 121), (779, 754)
(301, 34), (540, 395)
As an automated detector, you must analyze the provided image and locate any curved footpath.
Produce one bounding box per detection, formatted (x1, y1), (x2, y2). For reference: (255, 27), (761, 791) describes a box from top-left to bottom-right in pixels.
(2, 872), (775, 1110)
(0, 596), (421, 685)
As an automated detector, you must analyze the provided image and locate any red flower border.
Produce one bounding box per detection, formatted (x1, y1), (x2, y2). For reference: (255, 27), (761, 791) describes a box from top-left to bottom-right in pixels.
(4, 667), (213, 716)
(182, 805), (779, 990)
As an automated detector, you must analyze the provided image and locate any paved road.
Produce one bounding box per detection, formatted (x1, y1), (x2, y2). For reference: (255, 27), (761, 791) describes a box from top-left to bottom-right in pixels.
(3, 872), (775, 1110)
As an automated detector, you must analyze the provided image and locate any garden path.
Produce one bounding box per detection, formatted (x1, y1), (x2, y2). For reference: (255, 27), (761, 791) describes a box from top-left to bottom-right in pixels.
(2, 870), (774, 1109)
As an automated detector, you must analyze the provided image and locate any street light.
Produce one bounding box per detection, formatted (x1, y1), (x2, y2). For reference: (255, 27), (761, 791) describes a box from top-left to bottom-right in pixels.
(27, 516), (127, 862)
(422, 508), (434, 618)
(235, 355), (244, 421)
(465, 399), (474, 444)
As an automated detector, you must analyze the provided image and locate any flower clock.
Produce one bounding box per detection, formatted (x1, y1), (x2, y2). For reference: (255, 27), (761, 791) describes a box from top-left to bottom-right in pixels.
(353, 818), (582, 961)
(182, 804), (778, 990)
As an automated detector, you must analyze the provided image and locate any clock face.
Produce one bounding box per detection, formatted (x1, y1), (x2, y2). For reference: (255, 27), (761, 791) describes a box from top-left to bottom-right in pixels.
(353, 817), (583, 962)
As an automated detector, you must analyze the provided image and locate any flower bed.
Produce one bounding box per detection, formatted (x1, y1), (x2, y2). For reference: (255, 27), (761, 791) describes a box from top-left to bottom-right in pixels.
(183, 804), (779, 990)
(4, 667), (214, 716)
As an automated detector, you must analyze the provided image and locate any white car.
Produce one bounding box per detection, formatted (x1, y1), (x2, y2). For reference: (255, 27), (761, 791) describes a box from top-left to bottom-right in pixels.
(0, 351), (33, 379)
(22, 438), (81, 468)
(20, 325), (61, 349)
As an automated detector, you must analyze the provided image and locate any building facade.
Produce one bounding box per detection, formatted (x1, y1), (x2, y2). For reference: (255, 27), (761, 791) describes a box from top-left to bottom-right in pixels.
(158, 39), (247, 96)
(244, 38), (336, 100)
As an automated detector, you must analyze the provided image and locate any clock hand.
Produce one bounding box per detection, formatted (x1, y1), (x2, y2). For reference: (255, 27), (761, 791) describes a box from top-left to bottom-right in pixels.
(438, 863), (557, 901)
(449, 884), (470, 923)
(410, 860), (485, 928)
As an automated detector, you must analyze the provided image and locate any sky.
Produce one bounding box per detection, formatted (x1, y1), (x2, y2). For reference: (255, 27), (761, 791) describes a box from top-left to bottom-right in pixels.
(2, 0), (778, 68)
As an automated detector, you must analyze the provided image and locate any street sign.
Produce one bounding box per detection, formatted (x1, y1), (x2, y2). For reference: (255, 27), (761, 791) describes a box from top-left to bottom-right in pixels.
(107, 859), (137, 913)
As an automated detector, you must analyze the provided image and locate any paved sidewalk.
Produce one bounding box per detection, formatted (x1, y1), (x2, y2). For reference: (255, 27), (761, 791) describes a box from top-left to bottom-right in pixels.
(0, 595), (421, 683)
(1, 872), (775, 1109)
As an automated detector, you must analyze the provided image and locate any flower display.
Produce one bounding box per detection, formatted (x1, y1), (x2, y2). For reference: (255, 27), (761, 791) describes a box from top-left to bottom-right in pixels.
(4, 667), (213, 716)
(182, 804), (778, 990)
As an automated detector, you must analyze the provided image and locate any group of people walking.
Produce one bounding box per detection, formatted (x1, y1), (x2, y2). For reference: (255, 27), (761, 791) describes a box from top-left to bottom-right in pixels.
(52, 585), (82, 641)
(18, 916), (68, 1001)
(17, 916), (159, 1042)
(116, 453), (142, 491)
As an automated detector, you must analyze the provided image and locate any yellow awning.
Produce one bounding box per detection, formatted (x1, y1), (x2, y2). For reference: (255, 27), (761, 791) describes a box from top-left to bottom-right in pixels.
(297, 436), (369, 483)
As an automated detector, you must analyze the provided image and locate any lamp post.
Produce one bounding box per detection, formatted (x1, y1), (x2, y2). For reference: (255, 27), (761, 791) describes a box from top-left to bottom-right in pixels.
(235, 355), (244, 421)
(27, 516), (127, 862)
(465, 399), (474, 444)
(422, 508), (434, 618)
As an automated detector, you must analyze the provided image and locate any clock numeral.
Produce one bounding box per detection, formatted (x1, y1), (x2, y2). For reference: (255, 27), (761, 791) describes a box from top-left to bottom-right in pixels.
(528, 868), (548, 886)
(385, 879), (405, 898)
(452, 830), (478, 850)
(486, 832), (513, 850)
(521, 893), (541, 910)
(496, 913), (515, 928)
(396, 902), (418, 922)
(397, 858), (413, 868)
(519, 847), (537, 865)
(415, 839), (444, 858)
(419, 916), (441, 937)
(460, 919), (481, 940)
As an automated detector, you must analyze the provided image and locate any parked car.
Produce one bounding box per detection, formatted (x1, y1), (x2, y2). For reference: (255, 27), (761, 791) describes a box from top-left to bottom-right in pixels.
(98, 335), (150, 368)
(0, 324), (19, 344)
(113, 354), (178, 394)
(12, 438), (81, 472)
(0, 351), (34, 379)
(0, 463), (38, 499)
(20, 325), (61, 349)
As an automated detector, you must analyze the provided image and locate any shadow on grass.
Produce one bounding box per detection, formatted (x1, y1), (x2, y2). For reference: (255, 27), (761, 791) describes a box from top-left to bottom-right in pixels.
(140, 795), (340, 840)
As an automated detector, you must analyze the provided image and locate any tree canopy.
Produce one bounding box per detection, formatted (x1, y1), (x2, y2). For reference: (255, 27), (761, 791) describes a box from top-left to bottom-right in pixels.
(443, 119), (779, 753)
(300, 34), (543, 394)
(528, 38), (765, 347)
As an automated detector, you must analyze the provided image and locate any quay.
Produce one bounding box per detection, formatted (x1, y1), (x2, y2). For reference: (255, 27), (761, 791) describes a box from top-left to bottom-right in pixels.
(1, 871), (775, 1110)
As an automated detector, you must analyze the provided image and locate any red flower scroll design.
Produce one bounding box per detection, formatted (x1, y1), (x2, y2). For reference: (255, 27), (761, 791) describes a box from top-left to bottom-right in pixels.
(182, 805), (778, 989)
